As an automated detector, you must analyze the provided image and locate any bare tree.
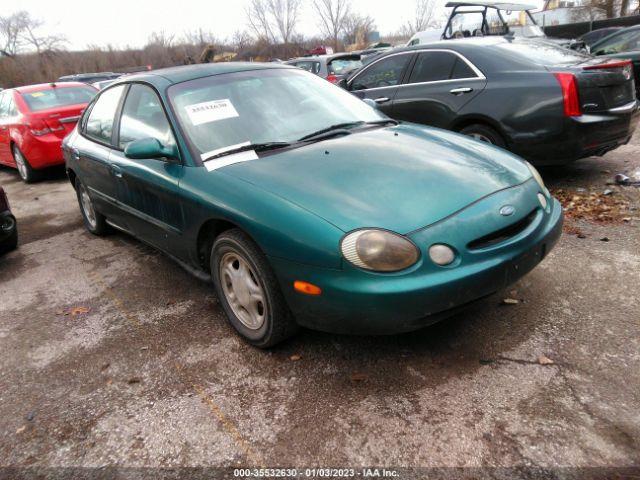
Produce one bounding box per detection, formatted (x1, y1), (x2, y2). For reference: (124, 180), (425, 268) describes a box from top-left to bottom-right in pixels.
(312, 0), (351, 50)
(231, 29), (252, 51)
(343, 13), (376, 47)
(0, 11), (65, 57)
(400, 0), (443, 37)
(246, 0), (277, 44)
(147, 30), (175, 48)
(268, 0), (302, 46)
(0, 13), (24, 57)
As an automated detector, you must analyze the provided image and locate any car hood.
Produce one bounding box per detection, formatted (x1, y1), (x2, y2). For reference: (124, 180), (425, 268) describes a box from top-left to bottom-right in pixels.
(220, 124), (532, 233)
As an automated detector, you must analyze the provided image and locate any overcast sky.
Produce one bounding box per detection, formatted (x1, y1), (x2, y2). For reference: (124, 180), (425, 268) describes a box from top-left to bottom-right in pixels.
(7, 0), (465, 51)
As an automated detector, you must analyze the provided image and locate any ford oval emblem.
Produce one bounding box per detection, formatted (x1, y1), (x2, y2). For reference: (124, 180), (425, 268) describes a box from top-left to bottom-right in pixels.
(500, 205), (515, 216)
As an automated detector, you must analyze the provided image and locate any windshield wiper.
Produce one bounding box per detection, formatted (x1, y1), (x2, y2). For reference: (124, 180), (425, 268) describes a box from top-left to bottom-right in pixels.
(297, 121), (366, 142)
(297, 119), (399, 143)
(202, 142), (291, 162)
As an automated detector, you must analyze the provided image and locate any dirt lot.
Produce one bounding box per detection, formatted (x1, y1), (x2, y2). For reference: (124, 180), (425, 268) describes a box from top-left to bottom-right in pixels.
(1, 135), (639, 479)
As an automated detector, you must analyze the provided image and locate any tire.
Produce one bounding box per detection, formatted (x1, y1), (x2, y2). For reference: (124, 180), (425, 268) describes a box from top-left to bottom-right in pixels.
(12, 146), (39, 183)
(460, 124), (506, 148)
(75, 178), (109, 235)
(0, 223), (18, 255)
(211, 228), (298, 348)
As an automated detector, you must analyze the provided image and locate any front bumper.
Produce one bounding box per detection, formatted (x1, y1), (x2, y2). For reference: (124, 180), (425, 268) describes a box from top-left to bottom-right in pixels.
(513, 103), (640, 166)
(19, 133), (65, 169)
(270, 180), (563, 335)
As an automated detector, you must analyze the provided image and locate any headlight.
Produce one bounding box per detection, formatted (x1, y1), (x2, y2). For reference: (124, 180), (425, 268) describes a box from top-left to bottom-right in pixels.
(526, 162), (545, 190)
(341, 229), (419, 272)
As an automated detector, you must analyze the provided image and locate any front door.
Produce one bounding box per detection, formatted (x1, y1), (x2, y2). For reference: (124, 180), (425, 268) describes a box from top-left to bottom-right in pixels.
(109, 83), (184, 252)
(347, 52), (414, 116)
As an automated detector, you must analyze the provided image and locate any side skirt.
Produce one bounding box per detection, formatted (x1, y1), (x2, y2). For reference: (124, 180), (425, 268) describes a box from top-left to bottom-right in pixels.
(105, 219), (212, 283)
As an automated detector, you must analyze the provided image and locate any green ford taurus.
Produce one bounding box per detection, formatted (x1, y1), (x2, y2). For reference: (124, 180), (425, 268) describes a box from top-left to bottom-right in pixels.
(63, 63), (563, 347)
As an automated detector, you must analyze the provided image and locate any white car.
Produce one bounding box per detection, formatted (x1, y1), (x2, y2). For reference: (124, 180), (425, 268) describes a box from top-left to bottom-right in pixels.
(406, 29), (443, 46)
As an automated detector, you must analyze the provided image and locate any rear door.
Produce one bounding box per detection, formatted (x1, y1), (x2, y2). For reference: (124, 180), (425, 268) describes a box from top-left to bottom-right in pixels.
(108, 83), (183, 252)
(392, 50), (487, 128)
(75, 84), (127, 223)
(347, 52), (414, 116)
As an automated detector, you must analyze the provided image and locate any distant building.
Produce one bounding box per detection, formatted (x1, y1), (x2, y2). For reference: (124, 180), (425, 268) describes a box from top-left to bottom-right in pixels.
(533, 0), (606, 25)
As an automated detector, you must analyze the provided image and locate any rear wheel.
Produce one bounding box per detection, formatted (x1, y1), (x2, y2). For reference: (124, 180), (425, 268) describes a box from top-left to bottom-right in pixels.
(12, 146), (38, 183)
(211, 228), (298, 348)
(460, 124), (506, 148)
(75, 178), (108, 235)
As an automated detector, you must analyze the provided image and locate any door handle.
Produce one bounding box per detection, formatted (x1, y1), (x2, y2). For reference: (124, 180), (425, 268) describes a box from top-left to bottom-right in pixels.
(449, 87), (473, 95)
(110, 164), (123, 178)
(374, 97), (390, 104)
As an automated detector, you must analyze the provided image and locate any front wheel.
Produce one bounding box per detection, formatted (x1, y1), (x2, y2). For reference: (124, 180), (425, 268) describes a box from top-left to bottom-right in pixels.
(75, 178), (109, 235)
(211, 229), (298, 348)
(12, 146), (39, 183)
(460, 124), (506, 148)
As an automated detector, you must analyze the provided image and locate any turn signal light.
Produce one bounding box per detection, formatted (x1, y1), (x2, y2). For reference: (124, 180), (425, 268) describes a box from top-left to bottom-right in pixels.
(553, 73), (582, 117)
(294, 281), (322, 296)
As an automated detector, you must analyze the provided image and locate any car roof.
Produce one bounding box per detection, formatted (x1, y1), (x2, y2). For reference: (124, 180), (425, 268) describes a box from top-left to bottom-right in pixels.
(122, 62), (294, 86)
(288, 53), (360, 62)
(12, 82), (93, 93)
(445, 0), (536, 9)
(386, 36), (510, 54)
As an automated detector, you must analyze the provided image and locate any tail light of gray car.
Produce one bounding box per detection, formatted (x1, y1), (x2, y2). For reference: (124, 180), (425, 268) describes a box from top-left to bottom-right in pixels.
(553, 72), (582, 117)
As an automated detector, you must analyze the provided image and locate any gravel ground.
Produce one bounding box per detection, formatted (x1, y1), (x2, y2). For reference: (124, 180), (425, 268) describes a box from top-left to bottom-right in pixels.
(0, 135), (639, 479)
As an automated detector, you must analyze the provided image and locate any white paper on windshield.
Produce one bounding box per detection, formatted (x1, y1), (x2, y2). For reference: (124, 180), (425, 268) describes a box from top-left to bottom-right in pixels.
(202, 142), (258, 172)
(185, 98), (239, 126)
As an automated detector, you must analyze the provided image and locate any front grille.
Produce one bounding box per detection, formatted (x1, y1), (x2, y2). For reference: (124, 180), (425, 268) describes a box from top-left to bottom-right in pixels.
(467, 209), (537, 250)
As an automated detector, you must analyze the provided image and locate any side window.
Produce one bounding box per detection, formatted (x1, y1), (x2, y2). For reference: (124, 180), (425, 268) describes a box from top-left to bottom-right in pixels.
(451, 57), (477, 79)
(118, 84), (175, 150)
(6, 94), (17, 116)
(351, 54), (411, 90)
(84, 85), (126, 144)
(408, 52), (458, 83)
(0, 92), (8, 118)
(295, 61), (315, 73)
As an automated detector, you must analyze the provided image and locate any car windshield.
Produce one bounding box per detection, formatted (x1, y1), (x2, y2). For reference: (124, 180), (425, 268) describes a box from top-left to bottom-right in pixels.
(592, 29), (640, 55)
(496, 40), (590, 65)
(21, 86), (96, 112)
(168, 68), (384, 159)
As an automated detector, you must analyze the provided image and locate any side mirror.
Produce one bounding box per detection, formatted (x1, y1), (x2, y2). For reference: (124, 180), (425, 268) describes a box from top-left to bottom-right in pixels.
(362, 98), (378, 109)
(336, 78), (348, 90)
(124, 137), (178, 161)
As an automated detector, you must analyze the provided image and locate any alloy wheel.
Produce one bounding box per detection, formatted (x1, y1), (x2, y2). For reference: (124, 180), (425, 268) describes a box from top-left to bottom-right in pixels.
(14, 149), (28, 180)
(219, 251), (267, 330)
(469, 133), (493, 144)
(79, 184), (97, 229)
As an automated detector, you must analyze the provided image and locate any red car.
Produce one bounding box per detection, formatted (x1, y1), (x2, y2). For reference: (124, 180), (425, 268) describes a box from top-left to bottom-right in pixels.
(0, 82), (96, 182)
